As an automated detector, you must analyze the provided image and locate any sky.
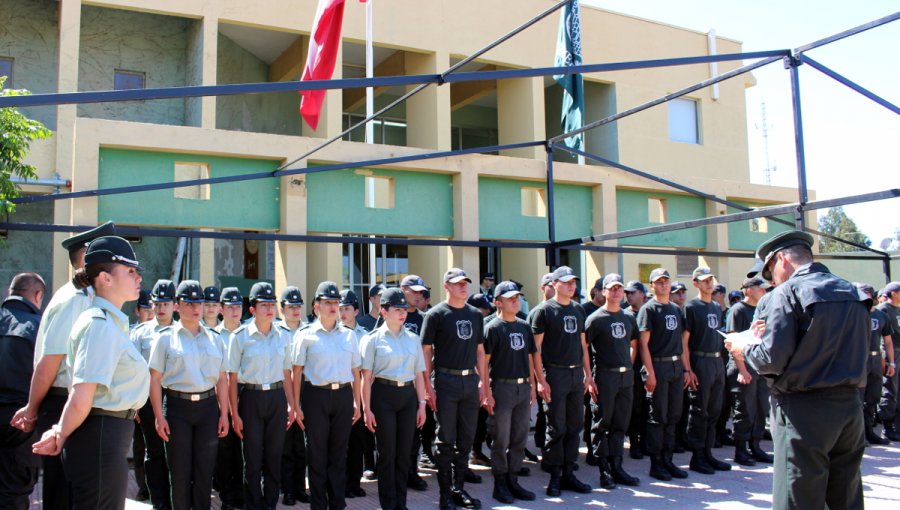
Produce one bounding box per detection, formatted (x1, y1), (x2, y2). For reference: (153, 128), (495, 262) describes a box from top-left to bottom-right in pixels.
(582, 0), (900, 249)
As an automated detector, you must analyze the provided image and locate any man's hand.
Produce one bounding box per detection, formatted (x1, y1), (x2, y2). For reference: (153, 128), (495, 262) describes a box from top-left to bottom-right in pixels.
(11, 406), (37, 433)
(737, 369), (753, 385)
(684, 370), (698, 390)
(644, 372), (656, 394)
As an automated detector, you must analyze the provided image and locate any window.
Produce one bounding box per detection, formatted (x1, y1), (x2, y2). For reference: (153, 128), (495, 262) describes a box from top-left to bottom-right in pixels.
(341, 113), (406, 145)
(676, 254), (697, 277)
(173, 162), (210, 200)
(0, 57), (13, 88)
(364, 175), (394, 209)
(114, 70), (145, 90)
(750, 217), (769, 233)
(668, 97), (699, 144)
(521, 187), (547, 217)
(638, 263), (662, 286)
(648, 198), (667, 224)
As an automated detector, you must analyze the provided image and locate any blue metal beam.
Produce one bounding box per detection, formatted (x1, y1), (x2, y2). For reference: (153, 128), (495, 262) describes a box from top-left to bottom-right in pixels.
(801, 55), (900, 116)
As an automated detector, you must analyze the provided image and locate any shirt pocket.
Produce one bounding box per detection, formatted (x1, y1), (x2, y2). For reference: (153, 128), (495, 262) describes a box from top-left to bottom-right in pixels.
(201, 342), (224, 379)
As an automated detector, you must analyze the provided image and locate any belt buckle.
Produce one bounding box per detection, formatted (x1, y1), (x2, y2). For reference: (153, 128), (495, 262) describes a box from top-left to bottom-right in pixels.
(517, 378), (525, 384)
(261, 383), (271, 391)
(190, 394), (200, 402)
(461, 369), (471, 376)
(619, 367), (626, 373)
(330, 383), (340, 390)
(714, 352), (721, 358)
(671, 356), (679, 361)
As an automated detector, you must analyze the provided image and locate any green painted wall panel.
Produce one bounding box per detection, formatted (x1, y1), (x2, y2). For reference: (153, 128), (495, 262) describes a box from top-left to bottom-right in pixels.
(98, 149), (280, 230)
(306, 167), (453, 237)
(615, 189), (706, 247)
(478, 177), (593, 241)
(727, 201), (794, 251)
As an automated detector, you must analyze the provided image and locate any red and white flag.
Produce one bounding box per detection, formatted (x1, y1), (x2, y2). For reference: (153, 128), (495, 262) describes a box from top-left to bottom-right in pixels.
(299, 0), (347, 130)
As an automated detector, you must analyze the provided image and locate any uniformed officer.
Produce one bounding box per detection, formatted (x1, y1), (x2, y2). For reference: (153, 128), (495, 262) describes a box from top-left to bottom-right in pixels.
(531, 266), (596, 496)
(728, 230), (868, 510)
(479, 273), (495, 302)
(339, 289), (371, 499)
(132, 288), (154, 502)
(623, 280), (649, 461)
(292, 281), (362, 510)
(527, 273), (555, 461)
(483, 281), (540, 504)
(136, 289), (155, 325)
(11, 221), (115, 510)
(278, 285), (310, 506)
(670, 282), (688, 310)
(227, 282), (295, 510)
(202, 286), (222, 329)
(682, 267), (731, 475)
(360, 287), (428, 510)
(586, 273), (641, 489)
(468, 292), (493, 469)
(148, 280), (228, 510)
(725, 276), (773, 466)
(0, 273), (45, 509)
(580, 277), (604, 468)
(856, 283), (895, 445)
(358, 284), (385, 332)
(877, 281), (900, 441)
(422, 268), (488, 510)
(637, 268), (689, 481)
(213, 287), (247, 510)
(32, 235), (149, 509)
(133, 279), (177, 510)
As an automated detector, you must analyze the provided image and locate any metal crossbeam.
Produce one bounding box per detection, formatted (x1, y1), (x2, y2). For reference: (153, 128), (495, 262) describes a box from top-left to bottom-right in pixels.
(801, 55), (900, 116)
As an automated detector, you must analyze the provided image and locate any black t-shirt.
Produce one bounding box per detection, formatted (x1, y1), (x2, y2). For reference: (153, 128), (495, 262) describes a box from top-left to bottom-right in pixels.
(725, 301), (756, 333)
(636, 299), (683, 357)
(581, 301), (600, 318)
(374, 308), (424, 335)
(484, 317), (537, 379)
(421, 302), (483, 370)
(876, 302), (900, 343)
(585, 308), (638, 369)
(530, 299), (585, 366)
(683, 297), (724, 354)
(870, 308), (893, 353)
(357, 313), (377, 332)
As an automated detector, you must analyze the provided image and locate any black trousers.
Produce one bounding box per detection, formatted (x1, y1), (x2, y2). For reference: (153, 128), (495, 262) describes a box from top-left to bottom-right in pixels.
(60, 414), (133, 510)
(409, 406), (436, 477)
(643, 359), (684, 455)
(727, 360), (770, 441)
(878, 369), (899, 426)
(37, 393), (71, 510)
(0, 403), (39, 510)
(214, 422), (244, 505)
(543, 366), (585, 467)
(534, 394), (547, 449)
(628, 360), (647, 450)
(239, 387), (287, 510)
(487, 381), (531, 475)
(862, 356), (884, 429)
(346, 418), (367, 491)
(686, 356), (726, 451)
(473, 407), (489, 448)
(163, 394), (219, 510)
(372, 384), (417, 510)
(138, 400), (171, 510)
(302, 384), (353, 510)
(772, 389), (864, 510)
(281, 423), (307, 495)
(132, 422), (148, 496)
(433, 372), (480, 484)
(591, 370), (634, 459)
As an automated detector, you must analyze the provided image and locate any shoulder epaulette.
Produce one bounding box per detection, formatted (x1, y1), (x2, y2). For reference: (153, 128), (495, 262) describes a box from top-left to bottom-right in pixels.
(275, 322), (292, 332)
(89, 308), (108, 320)
(296, 323), (312, 333)
(233, 324), (248, 335)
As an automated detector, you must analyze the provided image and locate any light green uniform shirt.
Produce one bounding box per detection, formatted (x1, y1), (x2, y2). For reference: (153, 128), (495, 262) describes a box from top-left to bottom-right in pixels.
(33, 281), (94, 389)
(226, 321), (292, 384)
(148, 322), (226, 392)
(69, 296), (150, 411)
(359, 324), (426, 383)
(131, 318), (173, 362)
(292, 322), (361, 386)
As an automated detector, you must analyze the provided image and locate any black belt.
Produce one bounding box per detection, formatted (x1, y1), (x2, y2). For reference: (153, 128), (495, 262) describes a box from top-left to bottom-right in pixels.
(165, 388), (216, 401)
(375, 378), (415, 387)
(495, 377), (530, 384)
(89, 408), (138, 420)
(306, 381), (351, 390)
(545, 363), (581, 369)
(241, 381), (284, 391)
(435, 367), (476, 376)
(48, 387), (68, 397)
(598, 366), (631, 373)
(652, 355), (680, 362)
(692, 351), (721, 358)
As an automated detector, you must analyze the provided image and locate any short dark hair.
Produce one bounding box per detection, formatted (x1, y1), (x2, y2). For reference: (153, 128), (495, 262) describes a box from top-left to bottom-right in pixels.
(9, 272), (45, 296)
(782, 244), (813, 264)
(68, 246), (86, 267)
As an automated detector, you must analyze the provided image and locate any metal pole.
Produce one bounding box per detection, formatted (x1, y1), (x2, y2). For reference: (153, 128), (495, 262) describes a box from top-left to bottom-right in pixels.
(787, 56), (809, 229)
(885, 255), (893, 284)
(545, 144), (559, 268)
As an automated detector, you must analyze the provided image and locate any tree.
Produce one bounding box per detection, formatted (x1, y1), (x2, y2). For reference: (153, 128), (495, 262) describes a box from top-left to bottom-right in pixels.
(0, 77), (53, 215)
(818, 206), (871, 253)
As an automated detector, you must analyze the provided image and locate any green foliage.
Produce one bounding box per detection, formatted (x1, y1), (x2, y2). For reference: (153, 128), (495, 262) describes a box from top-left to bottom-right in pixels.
(818, 206), (871, 253)
(0, 76), (53, 214)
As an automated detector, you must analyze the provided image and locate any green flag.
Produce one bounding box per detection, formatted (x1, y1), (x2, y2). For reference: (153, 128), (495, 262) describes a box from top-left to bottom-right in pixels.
(554, 0), (584, 150)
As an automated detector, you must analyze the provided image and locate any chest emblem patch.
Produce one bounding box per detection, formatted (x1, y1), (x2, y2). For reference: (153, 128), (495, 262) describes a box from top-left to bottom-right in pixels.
(665, 315), (678, 331)
(510, 332), (525, 350)
(611, 322), (626, 339)
(563, 316), (578, 334)
(456, 320), (473, 340)
(707, 313), (720, 330)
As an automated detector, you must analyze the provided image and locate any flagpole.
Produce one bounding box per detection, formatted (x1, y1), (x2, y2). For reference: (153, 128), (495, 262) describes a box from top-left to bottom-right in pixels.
(365, 0), (378, 287)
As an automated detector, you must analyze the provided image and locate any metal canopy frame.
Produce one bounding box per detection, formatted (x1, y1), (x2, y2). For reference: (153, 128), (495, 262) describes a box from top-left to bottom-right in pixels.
(1, 2), (898, 282)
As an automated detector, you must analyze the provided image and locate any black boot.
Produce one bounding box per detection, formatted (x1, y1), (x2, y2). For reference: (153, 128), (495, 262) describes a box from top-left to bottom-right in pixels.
(733, 440), (756, 467)
(609, 456), (640, 486)
(662, 451), (688, 479)
(507, 474), (536, 501)
(705, 448), (732, 471)
(886, 423), (900, 441)
(546, 467), (562, 497)
(453, 469), (482, 509)
(561, 463), (593, 493)
(629, 437), (644, 459)
(598, 458), (616, 490)
(492, 474), (514, 504)
(649, 456), (672, 481)
(749, 440), (774, 464)
(463, 467), (482, 484)
(438, 469), (457, 510)
(470, 447), (491, 466)
(689, 450), (714, 475)
(866, 425), (890, 445)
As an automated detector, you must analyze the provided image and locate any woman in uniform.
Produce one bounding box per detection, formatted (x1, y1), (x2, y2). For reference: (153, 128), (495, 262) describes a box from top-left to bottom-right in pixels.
(360, 288), (428, 510)
(148, 280), (229, 510)
(227, 282), (295, 510)
(32, 235), (149, 509)
(292, 281), (361, 510)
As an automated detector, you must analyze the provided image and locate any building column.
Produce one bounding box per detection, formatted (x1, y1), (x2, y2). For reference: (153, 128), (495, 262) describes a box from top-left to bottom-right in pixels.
(449, 170), (479, 280)
(500, 248), (548, 296)
(705, 197), (729, 278)
(198, 16), (218, 129)
(275, 171), (309, 297)
(497, 76), (545, 159)
(586, 183), (619, 277)
(405, 51), (451, 150)
(408, 245), (448, 297)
